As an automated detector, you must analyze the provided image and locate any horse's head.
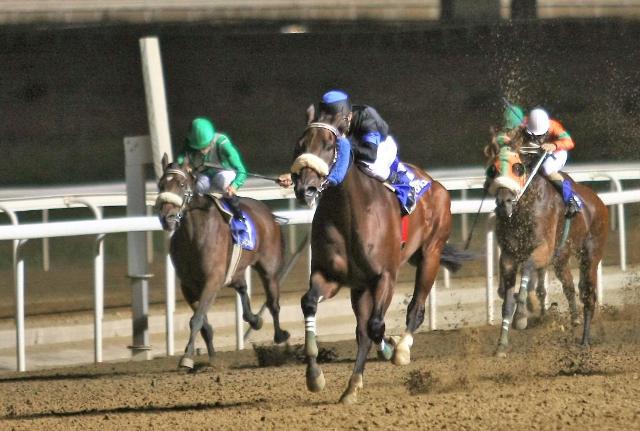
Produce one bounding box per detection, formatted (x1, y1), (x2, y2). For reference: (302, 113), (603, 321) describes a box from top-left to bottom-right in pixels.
(485, 145), (529, 219)
(155, 154), (196, 232)
(290, 106), (346, 208)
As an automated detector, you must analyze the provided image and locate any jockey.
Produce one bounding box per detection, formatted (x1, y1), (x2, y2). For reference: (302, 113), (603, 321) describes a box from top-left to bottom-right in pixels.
(525, 108), (582, 216)
(496, 104), (525, 147)
(277, 90), (416, 214)
(176, 117), (248, 222)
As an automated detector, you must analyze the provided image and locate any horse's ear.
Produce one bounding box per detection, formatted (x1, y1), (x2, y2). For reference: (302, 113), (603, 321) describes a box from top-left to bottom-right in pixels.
(162, 153), (169, 171)
(306, 104), (315, 125)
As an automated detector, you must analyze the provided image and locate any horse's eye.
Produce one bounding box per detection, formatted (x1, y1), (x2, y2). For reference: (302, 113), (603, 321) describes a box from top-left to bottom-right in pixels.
(512, 163), (525, 177)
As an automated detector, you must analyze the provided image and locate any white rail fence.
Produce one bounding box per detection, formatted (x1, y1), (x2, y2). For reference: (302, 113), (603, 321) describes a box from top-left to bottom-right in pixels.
(1, 163), (639, 371)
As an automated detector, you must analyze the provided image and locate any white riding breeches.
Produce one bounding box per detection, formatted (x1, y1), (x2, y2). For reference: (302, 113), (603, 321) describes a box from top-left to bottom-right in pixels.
(196, 171), (236, 194)
(542, 150), (568, 176)
(360, 135), (399, 181)
(211, 170), (237, 192)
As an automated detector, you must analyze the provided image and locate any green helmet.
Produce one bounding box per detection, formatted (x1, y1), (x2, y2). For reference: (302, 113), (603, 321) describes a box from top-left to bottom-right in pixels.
(503, 105), (524, 130)
(187, 117), (215, 150)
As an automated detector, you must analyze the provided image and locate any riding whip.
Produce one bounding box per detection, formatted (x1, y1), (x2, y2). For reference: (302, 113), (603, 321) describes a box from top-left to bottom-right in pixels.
(464, 187), (488, 250)
(514, 151), (550, 203)
(202, 162), (281, 183)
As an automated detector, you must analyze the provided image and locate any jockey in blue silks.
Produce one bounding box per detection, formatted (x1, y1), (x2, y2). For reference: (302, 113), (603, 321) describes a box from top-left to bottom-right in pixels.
(317, 90), (416, 214)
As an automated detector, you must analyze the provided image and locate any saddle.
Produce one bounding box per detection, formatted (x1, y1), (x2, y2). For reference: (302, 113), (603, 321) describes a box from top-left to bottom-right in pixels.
(207, 194), (256, 251)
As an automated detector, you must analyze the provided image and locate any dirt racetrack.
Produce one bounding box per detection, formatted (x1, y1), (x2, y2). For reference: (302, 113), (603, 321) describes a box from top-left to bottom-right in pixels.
(1, 304), (639, 430)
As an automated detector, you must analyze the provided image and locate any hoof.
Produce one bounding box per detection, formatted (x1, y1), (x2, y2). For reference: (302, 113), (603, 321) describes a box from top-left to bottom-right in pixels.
(376, 343), (394, 361)
(250, 315), (263, 330)
(179, 356), (194, 369)
(339, 374), (363, 404)
(494, 344), (508, 358)
(274, 329), (290, 345)
(305, 364), (326, 393)
(514, 316), (528, 330)
(391, 334), (413, 366)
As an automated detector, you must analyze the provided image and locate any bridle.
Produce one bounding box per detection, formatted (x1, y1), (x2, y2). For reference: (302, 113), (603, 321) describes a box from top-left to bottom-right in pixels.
(156, 167), (194, 225)
(291, 122), (341, 194)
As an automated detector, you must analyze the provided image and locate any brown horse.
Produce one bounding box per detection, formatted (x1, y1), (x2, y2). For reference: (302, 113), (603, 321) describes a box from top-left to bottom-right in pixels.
(156, 155), (290, 369)
(485, 138), (608, 357)
(292, 113), (466, 403)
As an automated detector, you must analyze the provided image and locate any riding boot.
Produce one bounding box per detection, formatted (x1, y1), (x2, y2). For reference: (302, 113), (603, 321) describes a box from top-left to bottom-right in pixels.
(550, 179), (582, 218)
(227, 194), (245, 222)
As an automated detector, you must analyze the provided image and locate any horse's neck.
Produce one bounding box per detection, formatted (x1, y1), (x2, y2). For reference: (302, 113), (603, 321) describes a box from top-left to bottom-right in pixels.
(181, 196), (220, 237)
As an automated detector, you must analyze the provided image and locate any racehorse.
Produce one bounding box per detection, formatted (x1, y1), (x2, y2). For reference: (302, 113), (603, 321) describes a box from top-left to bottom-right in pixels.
(156, 154), (290, 369)
(291, 111), (466, 403)
(485, 135), (608, 357)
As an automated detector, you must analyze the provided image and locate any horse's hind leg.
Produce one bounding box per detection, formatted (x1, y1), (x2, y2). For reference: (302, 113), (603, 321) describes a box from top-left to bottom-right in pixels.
(232, 279), (263, 331)
(394, 243), (442, 366)
(256, 270), (290, 344)
(368, 271), (395, 362)
(301, 270), (341, 393)
(339, 287), (373, 404)
(554, 248), (580, 326)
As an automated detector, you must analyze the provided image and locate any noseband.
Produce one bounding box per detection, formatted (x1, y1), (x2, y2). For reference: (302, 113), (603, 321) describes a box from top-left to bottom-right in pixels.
(290, 122), (341, 193)
(156, 168), (194, 225)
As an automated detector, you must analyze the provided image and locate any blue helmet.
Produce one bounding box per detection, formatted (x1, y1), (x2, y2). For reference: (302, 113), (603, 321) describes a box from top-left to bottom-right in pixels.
(320, 90), (351, 115)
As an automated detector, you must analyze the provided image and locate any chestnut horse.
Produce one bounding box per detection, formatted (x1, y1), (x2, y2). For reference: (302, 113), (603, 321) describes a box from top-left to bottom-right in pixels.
(485, 138), (608, 357)
(156, 155), (290, 369)
(292, 116), (466, 403)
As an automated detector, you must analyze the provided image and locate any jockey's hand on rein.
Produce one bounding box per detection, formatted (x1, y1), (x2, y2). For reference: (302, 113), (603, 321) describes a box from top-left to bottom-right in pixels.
(541, 143), (556, 153)
(225, 185), (237, 197)
(277, 173), (293, 188)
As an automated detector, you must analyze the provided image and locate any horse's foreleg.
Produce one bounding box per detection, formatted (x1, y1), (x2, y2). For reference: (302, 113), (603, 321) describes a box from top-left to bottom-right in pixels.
(301, 271), (341, 393)
(554, 249), (580, 326)
(496, 254), (518, 357)
(514, 259), (536, 330)
(232, 279), (263, 331)
(180, 279), (221, 370)
(339, 288), (373, 404)
(532, 268), (547, 316)
(200, 314), (215, 364)
(368, 271), (395, 361)
(257, 271), (290, 344)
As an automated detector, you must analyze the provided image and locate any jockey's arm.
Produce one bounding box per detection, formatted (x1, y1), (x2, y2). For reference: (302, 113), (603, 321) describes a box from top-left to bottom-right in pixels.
(277, 173), (293, 188)
(548, 120), (575, 151)
(218, 139), (248, 189)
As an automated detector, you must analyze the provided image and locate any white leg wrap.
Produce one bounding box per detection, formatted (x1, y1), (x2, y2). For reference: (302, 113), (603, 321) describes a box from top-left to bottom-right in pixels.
(377, 339), (386, 352)
(502, 318), (511, 330)
(305, 315), (316, 334)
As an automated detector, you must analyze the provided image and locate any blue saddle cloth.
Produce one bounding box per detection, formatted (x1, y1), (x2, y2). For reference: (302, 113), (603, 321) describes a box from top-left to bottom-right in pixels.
(392, 167), (432, 211)
(219, 201), (257, 251)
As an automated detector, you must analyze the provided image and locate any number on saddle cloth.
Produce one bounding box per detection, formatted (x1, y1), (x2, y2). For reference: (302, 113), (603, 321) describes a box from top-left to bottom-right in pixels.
(216, 199), (257, 250)
(389, 164), (431, 216)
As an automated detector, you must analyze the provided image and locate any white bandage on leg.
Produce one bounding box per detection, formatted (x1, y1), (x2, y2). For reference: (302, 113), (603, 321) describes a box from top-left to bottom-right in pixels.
(377, 339), (386, 352)
(360, 135), (398, 181)
(305, 315), (317, 334)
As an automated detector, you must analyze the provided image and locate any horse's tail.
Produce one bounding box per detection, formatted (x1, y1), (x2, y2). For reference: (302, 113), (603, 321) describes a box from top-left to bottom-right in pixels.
(439, 243), (478, 273)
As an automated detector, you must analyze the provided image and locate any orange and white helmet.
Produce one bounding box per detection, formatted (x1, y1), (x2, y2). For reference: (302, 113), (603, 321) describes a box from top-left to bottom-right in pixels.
(526, 108), (550, 136)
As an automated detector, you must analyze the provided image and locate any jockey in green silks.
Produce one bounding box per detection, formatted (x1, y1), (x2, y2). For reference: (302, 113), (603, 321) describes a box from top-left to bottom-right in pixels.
(176, 117), (248, 222)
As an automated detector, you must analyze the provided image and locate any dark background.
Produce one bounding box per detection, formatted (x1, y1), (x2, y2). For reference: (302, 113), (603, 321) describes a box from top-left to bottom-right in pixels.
(1, 18), (639, 186)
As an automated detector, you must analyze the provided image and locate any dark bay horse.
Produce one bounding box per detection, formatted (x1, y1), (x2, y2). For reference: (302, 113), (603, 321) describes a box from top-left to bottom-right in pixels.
(485, 140), (608, 357)
(156, 155), (290, 369)
(292, 116), (464, 403)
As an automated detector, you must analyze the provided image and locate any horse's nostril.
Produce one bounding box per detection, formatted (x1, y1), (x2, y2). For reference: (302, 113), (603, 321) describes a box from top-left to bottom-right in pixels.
(305, 187), (318, 198)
